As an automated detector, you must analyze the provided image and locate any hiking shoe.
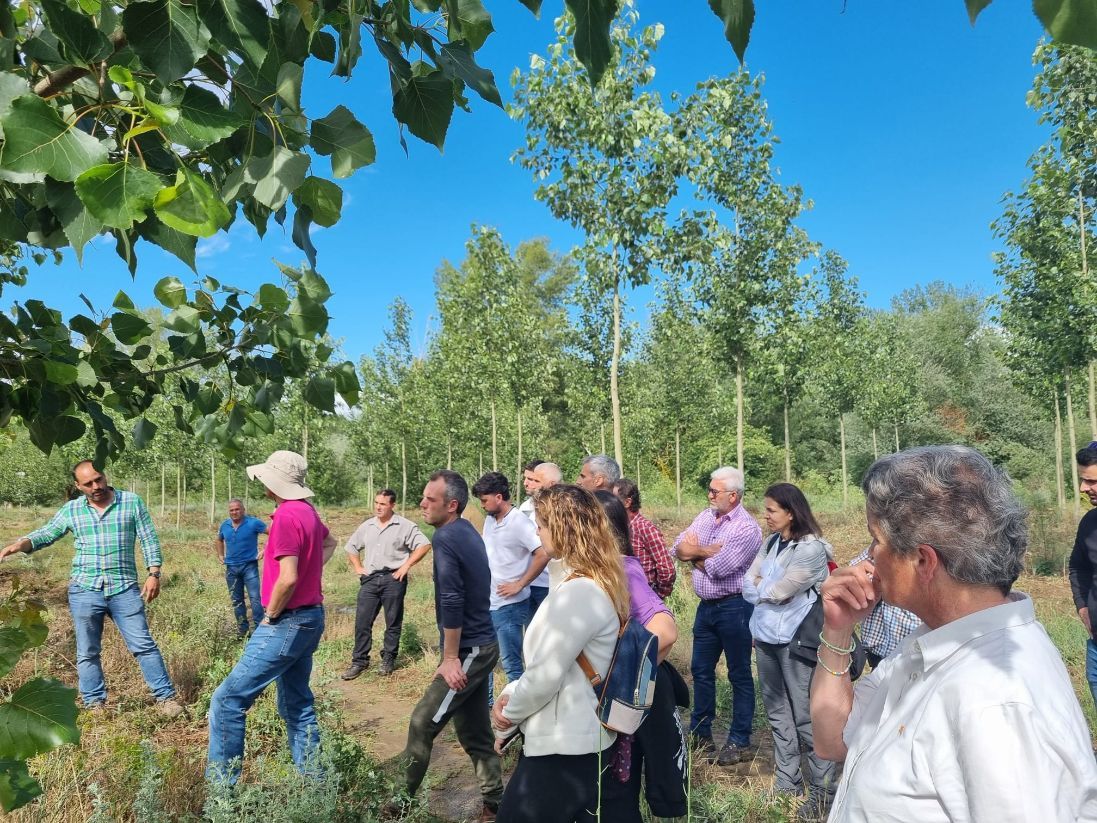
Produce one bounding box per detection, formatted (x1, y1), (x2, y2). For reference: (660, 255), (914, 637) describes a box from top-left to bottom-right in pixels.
(716, 741), (747, 766)
(341, 663), (368, 680)
(156, 698), (186, 720)
(477, 801), (499, 822)
(380, 658), (395, 676)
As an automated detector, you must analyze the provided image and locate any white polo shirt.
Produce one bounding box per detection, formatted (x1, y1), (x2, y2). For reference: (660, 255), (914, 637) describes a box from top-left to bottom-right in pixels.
(831, 593), (1097, 823)
(518, 496), (550, 589)
(483, 506), (542, 611)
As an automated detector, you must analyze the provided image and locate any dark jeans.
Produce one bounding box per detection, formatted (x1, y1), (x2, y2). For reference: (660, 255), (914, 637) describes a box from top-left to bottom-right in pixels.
(527, 585), (549, 621)
(497, 745), (617, 823)
(352, 570), (407, 666)
(690, 595), (755, 746)
(225, 561), (263, 636)
(403, 642), (503, 804)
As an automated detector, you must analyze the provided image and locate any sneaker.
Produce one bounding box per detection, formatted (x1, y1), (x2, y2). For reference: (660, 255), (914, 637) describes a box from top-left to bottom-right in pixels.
(156, 698), (186, 719)
(84, 701), (107, 715)
(716, 741), (747, 766)
(380, 658), (395, 676)
(477, 801), (499, 822)
(341, 663), (369, 680)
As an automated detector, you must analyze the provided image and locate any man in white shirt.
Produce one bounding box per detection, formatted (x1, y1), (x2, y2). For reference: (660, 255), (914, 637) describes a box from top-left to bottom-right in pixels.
(517, 459), (552, 616)
(472, 472), (548, 700)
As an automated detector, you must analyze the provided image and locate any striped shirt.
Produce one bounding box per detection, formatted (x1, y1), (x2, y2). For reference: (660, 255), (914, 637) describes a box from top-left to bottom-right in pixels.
(674, 504), (762, 601)
(850, 547), (921, 659)
(25, 490), (163, 597)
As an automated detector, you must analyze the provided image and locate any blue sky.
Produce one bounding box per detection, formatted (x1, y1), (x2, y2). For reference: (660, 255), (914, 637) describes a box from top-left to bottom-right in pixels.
(14, 2), (1047, 362)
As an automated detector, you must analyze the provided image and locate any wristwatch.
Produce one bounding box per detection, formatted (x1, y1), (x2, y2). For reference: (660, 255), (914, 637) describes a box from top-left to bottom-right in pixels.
(147, 570), (161, 578)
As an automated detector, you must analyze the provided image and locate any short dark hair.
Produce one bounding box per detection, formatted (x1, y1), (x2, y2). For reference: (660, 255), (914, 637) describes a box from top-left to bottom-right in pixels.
(429, 469), (470, 516)
(594, 489), (633, 557)
(71, 459), (100, 482)
(472, 472), (510, 501)
(523, 459), (545, 473)
(376, 488), (397, 504)
(763, 483), (822, 541)
(612, 478), (641, 512)
(1078, 442), (1097, 467)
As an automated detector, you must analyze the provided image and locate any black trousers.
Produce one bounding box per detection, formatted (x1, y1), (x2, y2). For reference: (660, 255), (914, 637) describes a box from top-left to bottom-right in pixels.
(497, 745), (618, 823)
(351, 570), (407, 665)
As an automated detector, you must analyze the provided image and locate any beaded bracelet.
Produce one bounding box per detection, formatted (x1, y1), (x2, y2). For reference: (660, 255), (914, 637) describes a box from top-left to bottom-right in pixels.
(816, 647), (853, 677)
(818, 631), (856, 655)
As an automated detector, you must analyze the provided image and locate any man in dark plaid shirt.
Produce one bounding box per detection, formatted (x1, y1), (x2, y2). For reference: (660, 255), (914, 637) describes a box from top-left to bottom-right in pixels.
(613, 477), (676, 598)
(0, 461), (183, 717)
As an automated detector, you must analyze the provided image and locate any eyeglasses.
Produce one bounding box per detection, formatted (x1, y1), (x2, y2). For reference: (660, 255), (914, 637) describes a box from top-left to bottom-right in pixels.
(707, 488), (734, 497)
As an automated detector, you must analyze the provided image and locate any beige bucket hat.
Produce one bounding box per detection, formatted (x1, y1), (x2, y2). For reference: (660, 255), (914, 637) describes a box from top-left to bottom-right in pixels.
(246, 450), (314, 500)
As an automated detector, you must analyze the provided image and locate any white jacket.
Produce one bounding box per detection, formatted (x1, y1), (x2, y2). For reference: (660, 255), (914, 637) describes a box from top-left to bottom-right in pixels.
(743, 533), (832, 644)
(499, 576), (618, 756)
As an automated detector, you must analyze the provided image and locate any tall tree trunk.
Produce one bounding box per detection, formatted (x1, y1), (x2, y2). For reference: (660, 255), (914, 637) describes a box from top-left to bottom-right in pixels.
(894, 423), (900, 453)
(479, 452), (483, 479)
(610, 272), (624, 468)
(872, 428), (879, 461)
(1055, 390), (1066, 512)
(783, 394), (792, 482)
(636, 455), (640, 485)
(735, 354), (745, 472)
(245, 473), (250, 510)
(516, 409), (523, 504)
(209, 456), (215, 526)
(490, 399), (498, 470)
(368, 464), (374, 502)
(675, 428), (682, 516)
(401, 440), (408, 515)
(717, 445), (722, 465)
(385, 459), (390, 490)
(600, 423), (606, 455)
(1066, 373), (1081, 519)
(175, 464), (181, 529)
(182, 466), (188, 523)
(227, 467), (232, 503)
(302, 419), (309, 462)
(160, 464), (166, 519)
(1089, 361), (1097, 441)
(839, 413), (848, 509)
(447, 435), (452, 470)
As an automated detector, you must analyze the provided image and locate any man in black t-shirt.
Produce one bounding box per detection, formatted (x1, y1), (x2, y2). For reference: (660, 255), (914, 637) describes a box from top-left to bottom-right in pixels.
(398, 469), (502, 821)
(1069, 442), (1097, 714)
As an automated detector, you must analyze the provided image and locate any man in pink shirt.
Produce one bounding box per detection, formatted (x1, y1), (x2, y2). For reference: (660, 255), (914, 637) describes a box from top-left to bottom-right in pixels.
(207, 451), (336, 784)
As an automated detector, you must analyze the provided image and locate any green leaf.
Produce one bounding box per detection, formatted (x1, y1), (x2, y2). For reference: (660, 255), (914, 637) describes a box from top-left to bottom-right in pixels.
(276, 61), (303, 110)
(445, 0), (493, 51)
(0, 95), (108, 181)
(161, 85), (245, 151)
(76, 361), (97, 387)
(707, 0), (755, 63)
(164, 304), (200, 333)
(437, 41), (502, 107)
(515, 0), (541, 13)
(303, 374), (335, 413)
(28, 415), (86, 452)
(0, 75), (29, 128)
(113, 290), (135, 311)
(196, 0), (271, 69)
(0, 759), (42, 813)
(564, 0), (619, 84)
(286, 293), (327, 336)
(249, 147), (310, 211)
(139, 215), (198, 271)
(41, 0), (112, 64)
(292, 177), (341, 227)
(153, 276), (187, 308)
(411, 0), (442, 10)
(153, 168), (231, 237)
(331, 360), (360, 405)
(132, 416), (157, 448)
(0, 628), (29, 681)
(299, 269), (331, 301)
(122, 0), (206, 83)
(391, 70), (454, 150)
(45, 180), (103, 262)
(44, 361), (79, 384)
(310, 105), (376, 179)
(110, 311), (153, 344)
(309, 31), (336, 62)
(1033, 0), (1097, 49)
(257, 283), (289, 311)
(75, 162), (163, 230)
(291, 203), (317, 267)
(964, 0), (993, 23)
(0, 678), (80, 761)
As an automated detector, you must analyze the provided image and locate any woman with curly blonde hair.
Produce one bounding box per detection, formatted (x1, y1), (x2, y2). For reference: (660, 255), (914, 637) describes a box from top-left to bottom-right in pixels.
(491, 484), (632, 823)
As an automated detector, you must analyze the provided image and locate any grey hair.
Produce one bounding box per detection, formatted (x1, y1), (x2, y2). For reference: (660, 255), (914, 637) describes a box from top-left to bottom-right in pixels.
(227, 498), (244, 508)
(583, 455), (621, 484)
(536, 462), (563, 485)
(862, 445), (1027, 594)
(711, 466), (744, 495)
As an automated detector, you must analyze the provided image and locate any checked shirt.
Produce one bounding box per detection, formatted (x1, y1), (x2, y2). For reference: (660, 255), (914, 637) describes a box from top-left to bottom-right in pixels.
(850, 546), (921, 658)
(628, 510), (676, 598)
(25, 489), (163, 596)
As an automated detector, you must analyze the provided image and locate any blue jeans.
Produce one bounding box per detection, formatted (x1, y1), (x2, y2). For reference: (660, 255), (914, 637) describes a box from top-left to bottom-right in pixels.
(68, 583), (176, 706)
(488, 600), (529, 705)
(527, 585), (549, 622)
(207, 605), (325, 783)
(225, 561), (264, 636)
(690, 595), (755, 747)
(1087, 638), (1097, 713)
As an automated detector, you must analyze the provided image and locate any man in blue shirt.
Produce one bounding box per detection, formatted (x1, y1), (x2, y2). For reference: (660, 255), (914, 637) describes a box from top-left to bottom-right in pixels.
(216, 498), (268, 637)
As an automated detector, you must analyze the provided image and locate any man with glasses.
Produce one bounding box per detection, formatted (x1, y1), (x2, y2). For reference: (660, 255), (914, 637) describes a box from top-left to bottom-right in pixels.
(674, 466), (762, 767)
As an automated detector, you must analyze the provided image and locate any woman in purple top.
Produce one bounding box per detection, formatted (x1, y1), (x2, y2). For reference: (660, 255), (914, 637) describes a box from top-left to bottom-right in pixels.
(594, 491), (688, 822)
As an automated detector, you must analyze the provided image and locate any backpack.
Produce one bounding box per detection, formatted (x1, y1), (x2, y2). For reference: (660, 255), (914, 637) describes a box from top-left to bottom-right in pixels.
(576, 617), (659, 735)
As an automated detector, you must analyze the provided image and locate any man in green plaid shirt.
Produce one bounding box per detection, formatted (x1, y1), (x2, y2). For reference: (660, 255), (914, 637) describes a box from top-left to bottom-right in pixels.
(0, 461), (184, 717)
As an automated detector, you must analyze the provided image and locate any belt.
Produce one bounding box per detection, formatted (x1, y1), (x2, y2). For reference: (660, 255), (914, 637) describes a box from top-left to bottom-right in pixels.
(278, 603), (322, 616)
(702, 592), (742, 603)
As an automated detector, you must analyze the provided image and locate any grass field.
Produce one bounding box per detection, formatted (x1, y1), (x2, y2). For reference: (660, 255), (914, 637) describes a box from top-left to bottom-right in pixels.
(0, 497), (1093, 822)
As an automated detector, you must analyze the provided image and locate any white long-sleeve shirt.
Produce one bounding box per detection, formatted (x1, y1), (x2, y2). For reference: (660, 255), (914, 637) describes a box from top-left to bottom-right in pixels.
(831, 593), (1097, 823)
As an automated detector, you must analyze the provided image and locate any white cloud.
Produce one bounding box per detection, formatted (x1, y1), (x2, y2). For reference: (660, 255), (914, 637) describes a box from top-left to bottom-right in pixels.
(197, 234), (231, 258)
